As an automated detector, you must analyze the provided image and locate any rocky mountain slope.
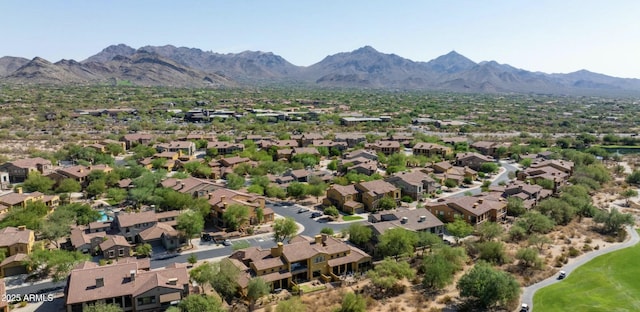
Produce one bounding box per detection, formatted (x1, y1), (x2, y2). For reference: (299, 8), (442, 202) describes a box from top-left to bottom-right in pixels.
(2, 44), (639, 95)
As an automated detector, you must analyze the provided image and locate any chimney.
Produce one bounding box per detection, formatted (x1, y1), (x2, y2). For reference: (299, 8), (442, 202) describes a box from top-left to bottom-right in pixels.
(401, 217), (408, 224)
(478, 199), (483, 204)
(15, 187), (22, 194)
(96, 277), (104, 288)
(271, 242), (284, 257)
(130, 270), (136, 282)
(208, 193), (214, 200)
(314, 235), (322, 245)
(419, 216), (426, 222)
(17, 225), (26, 231)
(167, 277), (178, 285)
(180, 182), (185, 190)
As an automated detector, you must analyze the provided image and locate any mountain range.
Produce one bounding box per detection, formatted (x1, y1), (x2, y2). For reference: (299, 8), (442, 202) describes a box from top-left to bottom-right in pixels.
(1, 44), (639, 95)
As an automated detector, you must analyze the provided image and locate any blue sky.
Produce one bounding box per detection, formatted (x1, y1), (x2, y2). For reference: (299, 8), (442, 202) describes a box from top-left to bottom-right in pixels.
(2, 1), (639, 78)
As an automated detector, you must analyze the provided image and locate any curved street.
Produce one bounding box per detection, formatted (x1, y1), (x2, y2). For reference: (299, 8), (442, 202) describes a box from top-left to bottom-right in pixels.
(520, 226), (640, 311)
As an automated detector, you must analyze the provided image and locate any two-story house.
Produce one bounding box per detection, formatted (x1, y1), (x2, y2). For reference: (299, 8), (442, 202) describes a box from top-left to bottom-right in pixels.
(365, 141), (401, 156)
(424, 194), (507, 226)
(385, 171), (438, 200)
(65, 260), (189, 312)
(207, 141), (244, 156)
(0, 226), (35, 277)
(100, 235), (132, 259)
(207, 189), (274, 229)
(455, 152), (494, 171)
(113, 211), (157, 243)
(324, 180), (400, 213)
(229, 234), (371, 292)
(412, 143), (452, 159)
(0, 157), (53, 183)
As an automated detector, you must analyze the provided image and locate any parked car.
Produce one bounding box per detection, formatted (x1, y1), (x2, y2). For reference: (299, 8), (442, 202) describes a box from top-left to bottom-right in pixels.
(558, 270), (566, 280)
(311, 212), (322, 218)
(223, 239), (232, 246)
(297, 208), (309, 213)
(520, 303), (530, 312)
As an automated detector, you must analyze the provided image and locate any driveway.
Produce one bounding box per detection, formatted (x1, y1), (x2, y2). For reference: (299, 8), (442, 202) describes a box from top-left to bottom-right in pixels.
(520, 226), (640, 311)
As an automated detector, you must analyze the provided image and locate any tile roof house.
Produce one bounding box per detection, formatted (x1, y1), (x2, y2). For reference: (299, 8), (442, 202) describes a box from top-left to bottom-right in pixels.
(455, 152), (494, 171)
(0, 226), (34, 277)
(229, 234), (371, 292)
(365, 141), (401, 156)
(207, 188), (273, 229)
(412, 143), (452, 158)
(0, 157), (53, 183)
(343, 149), (378, 161)
(425, 194), (507, 225)
(0, 188), (59, 212)
(155, 141), (197, 157)
(64, 260), (189, 312)
(160, 177), (221, 198)
(334, 133), (366, 148)
(100, 235), (132, 259)
(48, 165), (113, 186)
(207, 141), (244, 155)
(113, 211), (158, 243)
(324, 180), (401, 213)
(121, 133), (154, 150)
(368, 209), (444, 236)
(385, 171), (439, 200)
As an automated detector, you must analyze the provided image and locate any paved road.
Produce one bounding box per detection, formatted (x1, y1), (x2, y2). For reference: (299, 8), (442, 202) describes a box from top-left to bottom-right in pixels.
(451, 161), (518, 197)
(521, 226), (640, 311)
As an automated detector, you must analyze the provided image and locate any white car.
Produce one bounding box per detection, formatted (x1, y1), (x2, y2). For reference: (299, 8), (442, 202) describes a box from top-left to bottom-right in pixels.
(520, 303), (529, 312)
(558, 270), (567, 280)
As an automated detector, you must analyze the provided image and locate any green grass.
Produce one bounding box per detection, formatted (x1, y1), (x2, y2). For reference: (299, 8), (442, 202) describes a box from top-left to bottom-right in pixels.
(534, 231), (640, 311)
(299, 284), (326, 293)
(342, 215), (363, 221)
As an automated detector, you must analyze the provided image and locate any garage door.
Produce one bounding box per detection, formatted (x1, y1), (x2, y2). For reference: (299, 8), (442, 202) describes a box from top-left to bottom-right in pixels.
(3, 265), (27, 277)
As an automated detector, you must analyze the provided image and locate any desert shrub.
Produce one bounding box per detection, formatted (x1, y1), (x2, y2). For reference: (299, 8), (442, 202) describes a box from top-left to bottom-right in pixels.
(582, 244), (592, 252)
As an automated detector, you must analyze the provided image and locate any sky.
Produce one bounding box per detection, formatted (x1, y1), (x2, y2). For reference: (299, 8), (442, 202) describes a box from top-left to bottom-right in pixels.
(2, 1), (639, 78)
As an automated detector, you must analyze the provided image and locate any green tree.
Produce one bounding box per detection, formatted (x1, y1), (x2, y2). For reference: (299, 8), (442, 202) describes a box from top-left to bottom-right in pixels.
(527, 234), (552, 252)
(177, 210), (204, 247)
(346, 223), (372, 247)
(506, 197), (526, 217)
(106, 188), (128, 203)
(276, 297), (307, 312)
(265, 185), (287, 199)
(0, 201), (49, 230)
(273, 217), (298, 242)
(135, 243), (152, 258)
(626, 170), (640, 184)
(226, 173), (245, 190)
(188, 254), (198, 265)
(323, 206), (340, 218)
(86, 179), (106, 198)
(378, 196), (397, 210)
(621, 188), (638, 206)
(479, 162), (499, 173)
(26, 249), (90, 282)
(55, 178), (82, 194)
(320, 227), (334, 235)
(367, 258), (415, 293)
(593, 208), (635, 234)
(377, 228), (418, 259)
(40, 207), (75, 248)
(84, 303), (124, 312)
(286, 182), (307, 199)
(537, 197), (576, 225)
(308, 183), (327, 203)
(59, 202), (101, 225)
(22, 172), (55, 193)
(178, 295), (225, 312)
(223, 204), (250, 231)
(335, 292), (367, 312)
(327, 160), (338, 171)
(476, 221), (504, 242)
(104, 143), (125, 156)
(422, 253), (456, 290)
(446, 215), (474, 244)
(246, 277), (270, 311)
(457, 261), (520, 309)
(515, 247), (543, 269)
(515, 211), (555, 234)
(189, 259), (240, 300)
(477, 241), (510, 265)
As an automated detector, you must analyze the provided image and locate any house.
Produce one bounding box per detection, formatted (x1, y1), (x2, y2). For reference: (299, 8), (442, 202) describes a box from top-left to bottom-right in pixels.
(155, 141), (197, 157)
(412, 143), (452, 158)
(324, 180), (401, 213)
(365, 141), (401, 156)
(160, 177), (221, 198)
(68, 226), (108, 255)
(529, 159), (574, 175)
(368, 209), (444, 237)
(346, 159), (378, 176)
(229, 234), (371, 292)
(121, 133), (154, 150)
(0, 188), (59, 212)
(65, 260), (189, 312)
(355, 180), (401, 211)
(0, 172), (9, 190)
(0, 157), (53, 183)
(219, 156), (252, 169)
(311, 140), (348, 152)
(0, 226), (35, 277)
(49, 165), (113, 187)
(207, 188), (274, 229)
(334, 133), (366, 148)
(324, 185), (363, 214)
(207, 141), (244, 155)
(298, 133), (324, 147)
(425, 195), (507, 225)
(113, 211), (158, 243)
(138, 223), (181, 250)
(432, 161), (453, 174)
(517, 166), (569, 192)
(343, 149), (378, 161)
(385, 171), (438, 200)
(284, 169), (313, 183)
(292, 147), (321, 158)
(489, 180), (552, 210)
(100, 235), (132, 259)
(455, 152), (494, 171)
(261, 140), (299, 149)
